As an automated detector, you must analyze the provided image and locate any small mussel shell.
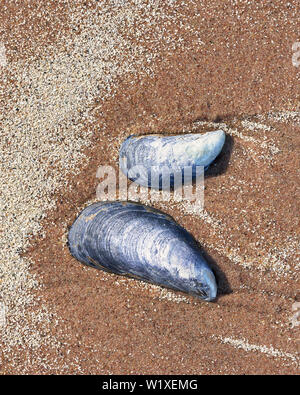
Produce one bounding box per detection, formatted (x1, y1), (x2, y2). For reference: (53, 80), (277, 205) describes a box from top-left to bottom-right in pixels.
(68, 201), (217, 301)
(119, 130), (225, 188)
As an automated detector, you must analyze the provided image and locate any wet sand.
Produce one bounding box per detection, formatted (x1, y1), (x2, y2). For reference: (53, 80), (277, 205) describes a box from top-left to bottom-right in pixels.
(0, 0), (299, 374)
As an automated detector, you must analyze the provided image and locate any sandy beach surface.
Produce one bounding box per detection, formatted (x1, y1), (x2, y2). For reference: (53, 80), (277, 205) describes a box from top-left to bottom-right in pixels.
(0, 0), (299, 374)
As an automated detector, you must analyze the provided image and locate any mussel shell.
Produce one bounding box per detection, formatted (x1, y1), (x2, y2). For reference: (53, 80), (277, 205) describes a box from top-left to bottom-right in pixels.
(119, 130), (225, 188)
(68, 201), (217, 301)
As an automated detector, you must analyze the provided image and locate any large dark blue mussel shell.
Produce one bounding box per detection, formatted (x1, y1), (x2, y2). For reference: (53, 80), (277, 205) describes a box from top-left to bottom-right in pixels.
(68, 201), (217, 301)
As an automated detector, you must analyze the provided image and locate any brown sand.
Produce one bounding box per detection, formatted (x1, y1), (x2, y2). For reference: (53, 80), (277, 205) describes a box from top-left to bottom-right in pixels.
(0, 0), (299, 374)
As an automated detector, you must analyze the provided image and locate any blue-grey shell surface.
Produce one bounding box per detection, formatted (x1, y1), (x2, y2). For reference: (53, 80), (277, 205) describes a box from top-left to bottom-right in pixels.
(68, 201), (217, 301)
(119, 130), (225, 188)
